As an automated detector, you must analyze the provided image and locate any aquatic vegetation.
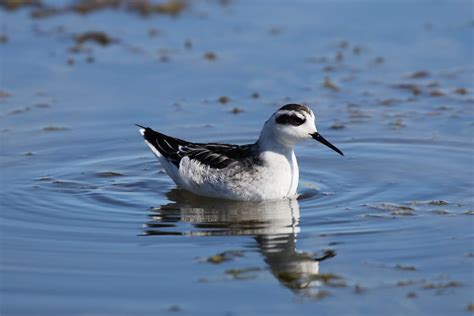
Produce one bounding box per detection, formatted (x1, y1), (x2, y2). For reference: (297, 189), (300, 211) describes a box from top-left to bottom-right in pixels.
(395, 264), (417, 271)
(467, 303), (474, 312)
(422, 281), (461, 290)
(217, 96), (230, 104)
(454, 87), (468, 95)
(0, 0), (42, 10)
(229, 107), (243, 114)
(429, 89), (445, 97)
(407, 70), (430, 79)
(396, 279), (423, 287)
(205, 250), (244, 264)
(393, 83), (422, 96)
(224, 267), (262, 280)
(128, 0), (187, 17)
(369, 56), (384, 65)
(204, 51), (217, 61)
(367, 203), (415, 216)
(42, 126), (69, 131)
(7, 0), (189, 18)
(75, 31), (114, 46)
(250, 92), (260, 99)
(322, 76), (340, 92)
(410, 200), (449, 206)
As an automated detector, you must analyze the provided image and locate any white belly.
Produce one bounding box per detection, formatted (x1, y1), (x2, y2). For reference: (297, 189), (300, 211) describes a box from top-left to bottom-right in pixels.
(173, 150), (298, 201)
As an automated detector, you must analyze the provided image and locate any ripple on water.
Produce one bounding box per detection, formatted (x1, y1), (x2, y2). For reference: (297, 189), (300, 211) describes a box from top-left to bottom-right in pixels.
(3, 136), (472, 244)
(2, 134), (473, 313)
(299, 138), (473, 209)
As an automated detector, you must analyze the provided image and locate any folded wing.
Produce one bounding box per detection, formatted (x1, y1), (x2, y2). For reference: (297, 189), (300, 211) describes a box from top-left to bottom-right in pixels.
(139, 126), (257, 169)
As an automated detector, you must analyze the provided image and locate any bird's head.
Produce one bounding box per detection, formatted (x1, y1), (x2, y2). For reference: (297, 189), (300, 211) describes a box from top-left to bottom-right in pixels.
(260, 104), (343, 156)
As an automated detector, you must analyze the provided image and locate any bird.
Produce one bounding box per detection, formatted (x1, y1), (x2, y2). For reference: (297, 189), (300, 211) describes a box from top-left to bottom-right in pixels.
(137, 103), (343, 201)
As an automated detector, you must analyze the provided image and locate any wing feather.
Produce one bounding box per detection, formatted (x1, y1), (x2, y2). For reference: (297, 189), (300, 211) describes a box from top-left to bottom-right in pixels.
(139, 127), (259, 169)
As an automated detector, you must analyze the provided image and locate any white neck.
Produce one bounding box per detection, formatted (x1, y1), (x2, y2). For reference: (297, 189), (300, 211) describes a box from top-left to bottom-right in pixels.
(256, 125), (299, 198)
(257, 125), (295, 154)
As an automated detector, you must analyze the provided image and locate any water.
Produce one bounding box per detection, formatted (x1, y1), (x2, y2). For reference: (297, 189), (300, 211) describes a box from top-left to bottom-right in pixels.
(1, 1), (473, 315)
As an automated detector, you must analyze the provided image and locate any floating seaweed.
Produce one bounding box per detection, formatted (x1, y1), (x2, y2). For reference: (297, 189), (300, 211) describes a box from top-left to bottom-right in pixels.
(429, 89), (445, 97)
(454, 87), (468, 95)
(407, 70), (430, 79)
(422, 281), (460, 290)
(75, 31), (113, 46)
(229, 107), (244, 114)
(42, 126), (69, 131)
(0, 90), (10, 98)
(369, 57), (384, 65)
(322, 76), (340, 92)
(367, 203), (414, 216)
(218, 96), (230, 104)
(467, 303), (474, 312)
(128, 0), (187, 17)
(393, 83), (422, 96)
(204, 51), (217, 61)
(18, 0), (188, 19)
(0, 0), (42, 11)
(395, 264), (417, 271)
(205, 250), (244, 264)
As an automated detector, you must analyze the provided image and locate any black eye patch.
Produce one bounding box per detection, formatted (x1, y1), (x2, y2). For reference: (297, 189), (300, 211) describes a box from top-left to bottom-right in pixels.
(275, 114), (306, 126)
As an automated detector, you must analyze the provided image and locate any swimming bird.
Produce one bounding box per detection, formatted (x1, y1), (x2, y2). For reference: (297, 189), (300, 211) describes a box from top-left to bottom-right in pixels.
(137, 104), (343, 201)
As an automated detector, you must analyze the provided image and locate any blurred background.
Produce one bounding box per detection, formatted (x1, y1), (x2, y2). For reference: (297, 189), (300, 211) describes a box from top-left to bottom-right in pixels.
(1, 1), (473, 315)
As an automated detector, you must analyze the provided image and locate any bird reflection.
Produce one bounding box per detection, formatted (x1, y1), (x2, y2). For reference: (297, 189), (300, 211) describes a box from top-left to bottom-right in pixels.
(143, 188), (335, 291)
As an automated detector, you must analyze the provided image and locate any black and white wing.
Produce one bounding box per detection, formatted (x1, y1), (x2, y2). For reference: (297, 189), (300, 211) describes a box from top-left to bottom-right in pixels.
(138, 126), (258, 169)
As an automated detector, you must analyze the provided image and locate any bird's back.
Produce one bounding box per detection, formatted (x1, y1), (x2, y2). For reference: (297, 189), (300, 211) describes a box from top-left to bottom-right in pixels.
(139, 126), (260, 169)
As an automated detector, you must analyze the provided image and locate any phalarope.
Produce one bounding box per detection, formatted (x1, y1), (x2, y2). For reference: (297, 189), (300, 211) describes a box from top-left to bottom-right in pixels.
(137, 104), (343, 201)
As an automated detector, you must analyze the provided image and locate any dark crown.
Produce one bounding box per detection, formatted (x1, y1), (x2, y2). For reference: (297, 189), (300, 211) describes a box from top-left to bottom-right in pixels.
(278, 104), (311, 116)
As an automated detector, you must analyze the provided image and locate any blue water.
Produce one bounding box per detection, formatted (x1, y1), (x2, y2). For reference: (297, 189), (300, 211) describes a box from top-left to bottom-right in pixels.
(1, 1), (473, 315)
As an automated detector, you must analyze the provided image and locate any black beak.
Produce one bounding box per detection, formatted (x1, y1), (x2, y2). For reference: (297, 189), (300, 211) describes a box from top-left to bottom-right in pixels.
(311, 132), (344, 156)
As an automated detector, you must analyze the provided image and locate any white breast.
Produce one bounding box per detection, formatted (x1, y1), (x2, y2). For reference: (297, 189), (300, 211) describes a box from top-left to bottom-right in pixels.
(288, 151), (299, 197)
(255, 149), (298, 200)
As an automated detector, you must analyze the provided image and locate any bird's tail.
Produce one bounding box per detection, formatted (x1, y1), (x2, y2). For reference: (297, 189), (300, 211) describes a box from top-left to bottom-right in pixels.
(135, 124), (147, 136)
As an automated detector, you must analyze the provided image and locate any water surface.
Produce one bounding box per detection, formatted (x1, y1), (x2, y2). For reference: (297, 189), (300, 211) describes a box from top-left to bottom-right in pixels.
(1, 1), (473, 315)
